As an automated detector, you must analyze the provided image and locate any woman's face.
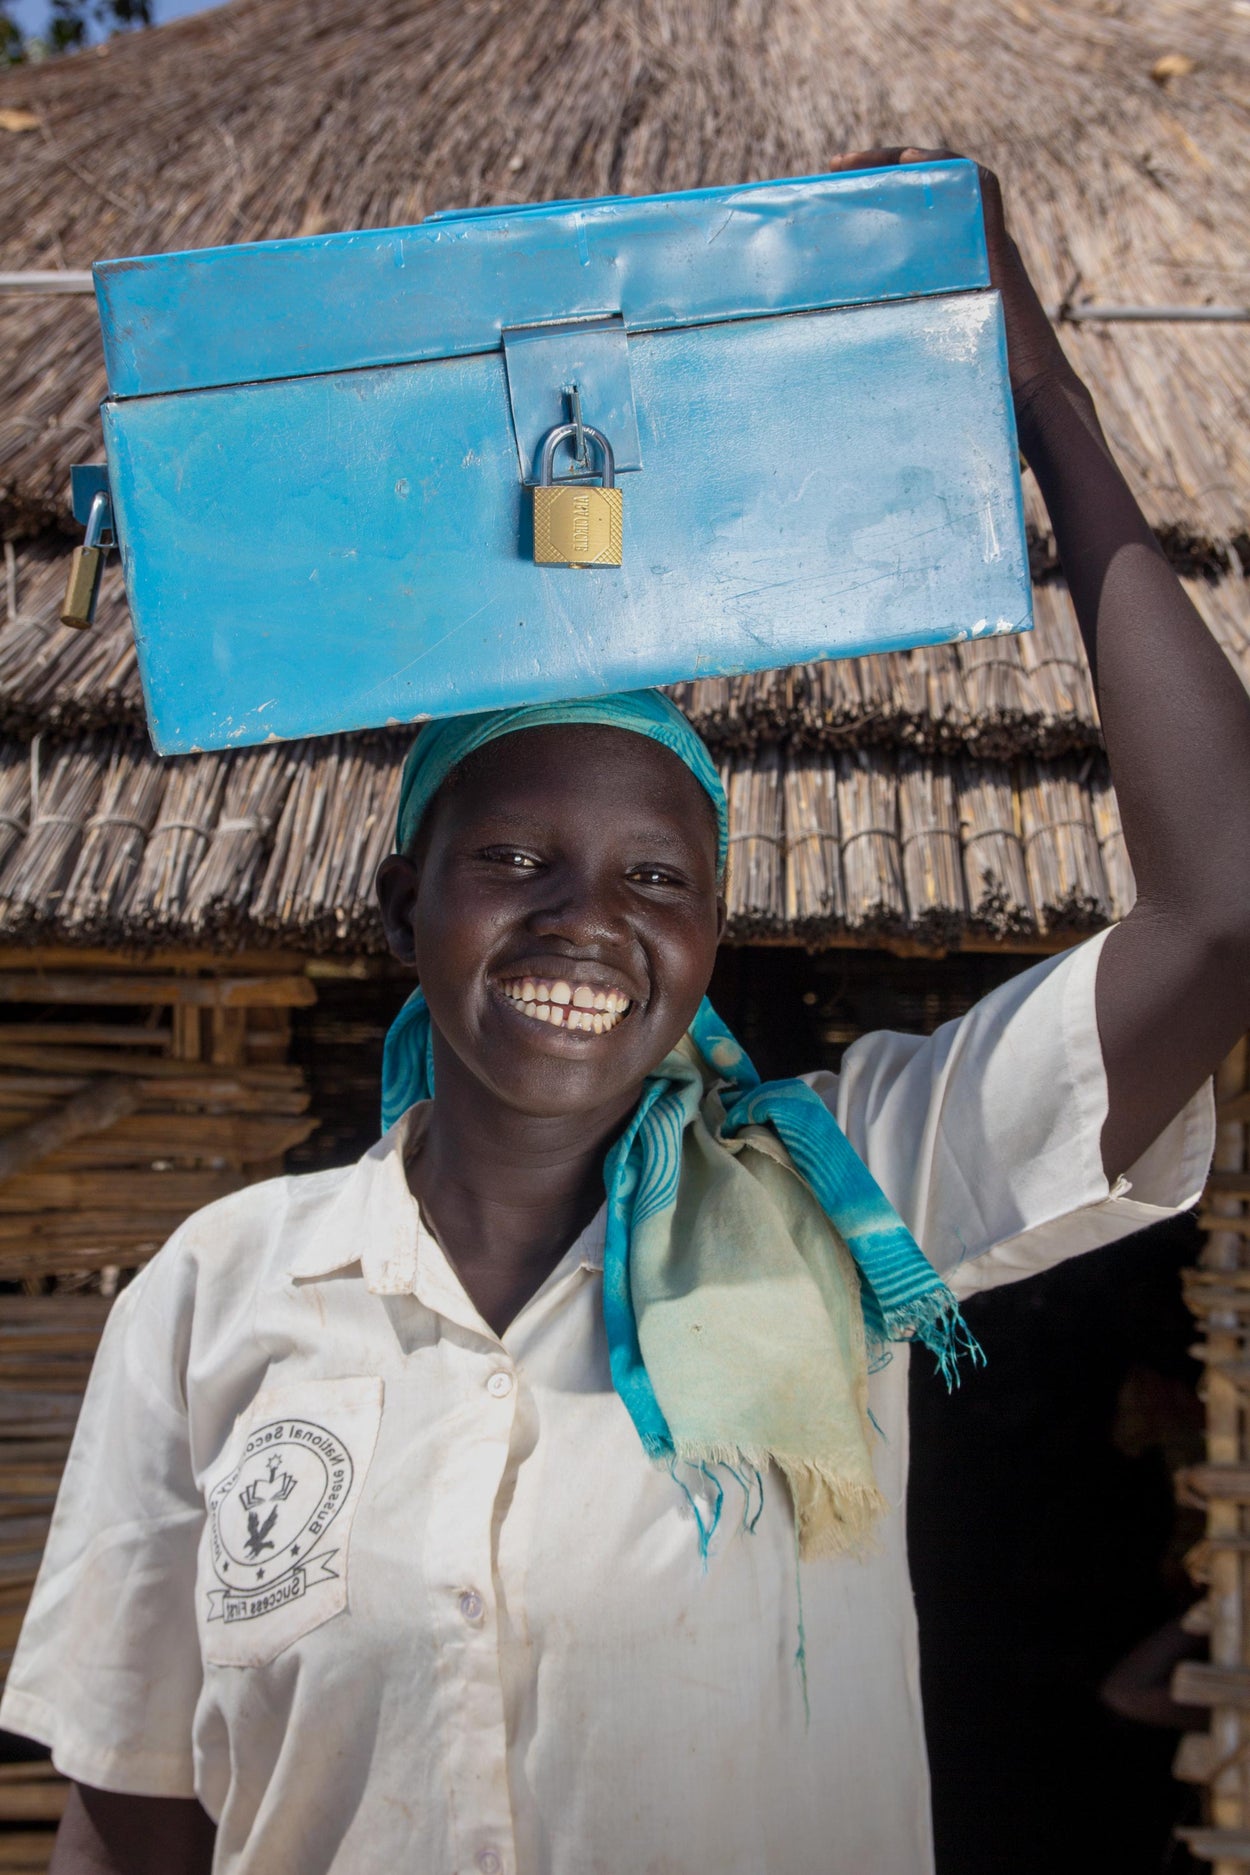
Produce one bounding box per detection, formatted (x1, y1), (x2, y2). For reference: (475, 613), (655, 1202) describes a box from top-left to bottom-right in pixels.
(377, 725), (725, 1120)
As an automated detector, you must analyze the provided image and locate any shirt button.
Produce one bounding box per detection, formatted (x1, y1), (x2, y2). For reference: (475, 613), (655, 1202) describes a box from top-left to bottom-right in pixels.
(458, 1589), (485, 1624)
(477, 1853), (502, 1875)
(486, 1370), (514, 1398)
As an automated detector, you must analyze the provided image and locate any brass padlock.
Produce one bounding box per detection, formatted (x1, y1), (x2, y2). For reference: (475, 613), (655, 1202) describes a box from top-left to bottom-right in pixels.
(60, 489), (112, 630)
(532, 422), (622, 568)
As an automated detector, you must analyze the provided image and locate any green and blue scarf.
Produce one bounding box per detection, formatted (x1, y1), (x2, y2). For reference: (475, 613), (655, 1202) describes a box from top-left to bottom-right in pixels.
(383, 691), (980, 1557)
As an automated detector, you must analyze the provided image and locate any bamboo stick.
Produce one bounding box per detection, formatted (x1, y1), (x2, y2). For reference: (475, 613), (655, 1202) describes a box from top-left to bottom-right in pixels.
(1188, 1041), (1250, 1855)
(0, 1079), (141, 1184)
(0, 973), (315, 1008)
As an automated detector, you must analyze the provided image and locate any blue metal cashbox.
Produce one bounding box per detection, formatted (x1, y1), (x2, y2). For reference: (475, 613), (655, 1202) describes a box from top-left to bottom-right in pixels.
(77, 159), (1031, 754)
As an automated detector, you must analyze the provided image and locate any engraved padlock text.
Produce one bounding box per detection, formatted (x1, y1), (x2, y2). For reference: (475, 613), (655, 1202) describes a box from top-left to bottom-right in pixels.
(532, 423), (623, 569)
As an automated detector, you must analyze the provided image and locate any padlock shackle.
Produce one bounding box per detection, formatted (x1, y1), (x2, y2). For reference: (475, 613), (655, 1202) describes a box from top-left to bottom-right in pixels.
(537, 422), (615, 489)
(83, 489), (115, 552)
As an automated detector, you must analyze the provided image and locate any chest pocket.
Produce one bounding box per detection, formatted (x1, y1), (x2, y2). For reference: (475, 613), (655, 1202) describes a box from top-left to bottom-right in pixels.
(199, 1375), (383, 1669)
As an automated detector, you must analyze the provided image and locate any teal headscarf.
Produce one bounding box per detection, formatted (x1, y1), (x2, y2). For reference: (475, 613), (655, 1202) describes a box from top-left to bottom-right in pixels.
(394, 688), (729, 874)
(383, 692), (980, 1559)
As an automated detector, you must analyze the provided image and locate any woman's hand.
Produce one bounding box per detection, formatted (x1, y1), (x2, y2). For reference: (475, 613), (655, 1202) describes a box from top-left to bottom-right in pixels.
(822, 146), (1071, 406)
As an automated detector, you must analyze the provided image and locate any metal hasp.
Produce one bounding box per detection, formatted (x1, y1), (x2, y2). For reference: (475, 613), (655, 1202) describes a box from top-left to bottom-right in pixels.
(88, 160), (1032, 754)
(501, 315), (642, 482)
(60, 475), (114, 631)
(533, 423), (622, 568)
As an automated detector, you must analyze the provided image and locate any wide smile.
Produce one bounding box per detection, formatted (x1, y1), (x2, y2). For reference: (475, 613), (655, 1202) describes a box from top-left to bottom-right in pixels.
(494, 976), (633, 1036)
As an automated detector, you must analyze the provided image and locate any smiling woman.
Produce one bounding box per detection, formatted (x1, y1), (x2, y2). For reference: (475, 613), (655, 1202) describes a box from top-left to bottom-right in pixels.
(7, 145), (1250, 1875)
(377, 713), (727, 1333)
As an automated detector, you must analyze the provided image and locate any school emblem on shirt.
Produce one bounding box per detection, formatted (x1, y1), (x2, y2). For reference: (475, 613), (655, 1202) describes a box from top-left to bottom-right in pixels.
(206, 1416), (354, 1626)
(200, 1377), (382, 1668)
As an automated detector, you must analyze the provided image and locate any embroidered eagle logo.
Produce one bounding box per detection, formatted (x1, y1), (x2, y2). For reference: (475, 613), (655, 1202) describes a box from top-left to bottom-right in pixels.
(244, 1505), (280, 1559)
(237, 1455), (298, 1557)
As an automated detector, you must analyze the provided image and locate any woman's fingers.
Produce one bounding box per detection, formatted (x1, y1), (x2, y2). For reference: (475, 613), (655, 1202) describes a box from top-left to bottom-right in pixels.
(819, 145), (1059, 400)
(823, 145), (956, 173)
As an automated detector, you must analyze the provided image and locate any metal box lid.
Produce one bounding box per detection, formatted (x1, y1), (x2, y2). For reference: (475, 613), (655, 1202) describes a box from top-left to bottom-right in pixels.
(95, 160), (988, 399)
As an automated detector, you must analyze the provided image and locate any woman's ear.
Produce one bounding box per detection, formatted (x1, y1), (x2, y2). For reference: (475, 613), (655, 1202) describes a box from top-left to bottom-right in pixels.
(715, 894), (728, 945)
(375, 853), (421, 966)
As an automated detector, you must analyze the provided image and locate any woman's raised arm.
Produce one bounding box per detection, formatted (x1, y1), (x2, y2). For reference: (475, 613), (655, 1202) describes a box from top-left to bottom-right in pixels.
(833, 146), (1250, 1178)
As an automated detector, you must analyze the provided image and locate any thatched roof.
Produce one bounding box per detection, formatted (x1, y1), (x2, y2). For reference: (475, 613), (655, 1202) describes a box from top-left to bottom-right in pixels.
(8, 542), (1242, 953)
(2, 0), (1248, 553)
(0, 0), (1246, 957)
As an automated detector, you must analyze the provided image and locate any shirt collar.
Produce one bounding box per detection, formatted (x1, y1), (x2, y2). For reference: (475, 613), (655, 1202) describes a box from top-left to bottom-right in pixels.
(287, 1105), (607, 1297)
(288, 1106), (426, 1295)
(572, 1203), (606, 1272)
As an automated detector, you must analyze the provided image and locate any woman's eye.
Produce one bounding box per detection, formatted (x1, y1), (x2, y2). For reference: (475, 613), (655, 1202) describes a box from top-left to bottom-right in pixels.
(629, 865), (677, 886)
(483, 849), (541, 870)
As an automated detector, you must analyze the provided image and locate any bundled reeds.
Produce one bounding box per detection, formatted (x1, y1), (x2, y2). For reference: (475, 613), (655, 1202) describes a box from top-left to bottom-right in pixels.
(782, 753), (842, 938)
(0, 747), (31, 879)
(124, 754), (229, 939)
(1019, 583), (1101, 753)
(957, 637), (1040, 759)
(1018, 756), (1111, 932)
(0, 723), (1140, 951)
(835, 750), (905, 934)
(7, 546), (1236, 780)
(897, 756), (966, 944)
(182, 747), (294, 939)
(956, 759), (1032, 939)
(0, 548), (139, 737)
(722, 748), (785, 939)
(0, 738), (104, 937)
(251, 737), (399, 950)
(58, 735), (167, 939)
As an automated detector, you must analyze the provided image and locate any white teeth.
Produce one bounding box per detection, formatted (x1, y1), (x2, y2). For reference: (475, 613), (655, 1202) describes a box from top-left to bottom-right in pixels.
(498, 977), (631, 1033)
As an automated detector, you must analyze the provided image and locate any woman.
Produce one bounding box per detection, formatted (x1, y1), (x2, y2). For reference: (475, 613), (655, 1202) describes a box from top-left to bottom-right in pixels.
(7, 148), (1249, 1874)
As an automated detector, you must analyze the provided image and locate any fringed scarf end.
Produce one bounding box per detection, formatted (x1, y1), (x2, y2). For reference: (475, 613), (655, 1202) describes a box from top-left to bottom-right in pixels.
(671, 1442), (887, 1564)
(880, 1285), (985, 1390)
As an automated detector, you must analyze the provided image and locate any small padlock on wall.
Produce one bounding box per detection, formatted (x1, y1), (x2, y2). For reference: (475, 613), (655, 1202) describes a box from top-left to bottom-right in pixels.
(60, 488), (114, 630)
(532, 422), (623, 569)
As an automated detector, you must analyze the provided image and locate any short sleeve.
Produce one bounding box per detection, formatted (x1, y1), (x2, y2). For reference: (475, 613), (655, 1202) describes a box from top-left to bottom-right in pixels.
(0, 1236), (203, 1796)
(805, 928), (1215, 1300)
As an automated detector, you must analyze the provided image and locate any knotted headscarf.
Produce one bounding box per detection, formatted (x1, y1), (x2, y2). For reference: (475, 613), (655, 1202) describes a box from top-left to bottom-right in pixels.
(383, 692), (979, 1557)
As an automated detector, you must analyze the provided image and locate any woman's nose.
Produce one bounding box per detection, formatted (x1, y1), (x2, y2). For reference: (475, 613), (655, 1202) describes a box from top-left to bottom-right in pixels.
(525, 865), (627, 946)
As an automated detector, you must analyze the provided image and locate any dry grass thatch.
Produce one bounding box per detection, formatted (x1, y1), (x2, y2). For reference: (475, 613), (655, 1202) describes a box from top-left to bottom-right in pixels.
(0, 0), (1247, 551)
(0, 726), (1136, 952)
(0, 542), (1242, 952)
